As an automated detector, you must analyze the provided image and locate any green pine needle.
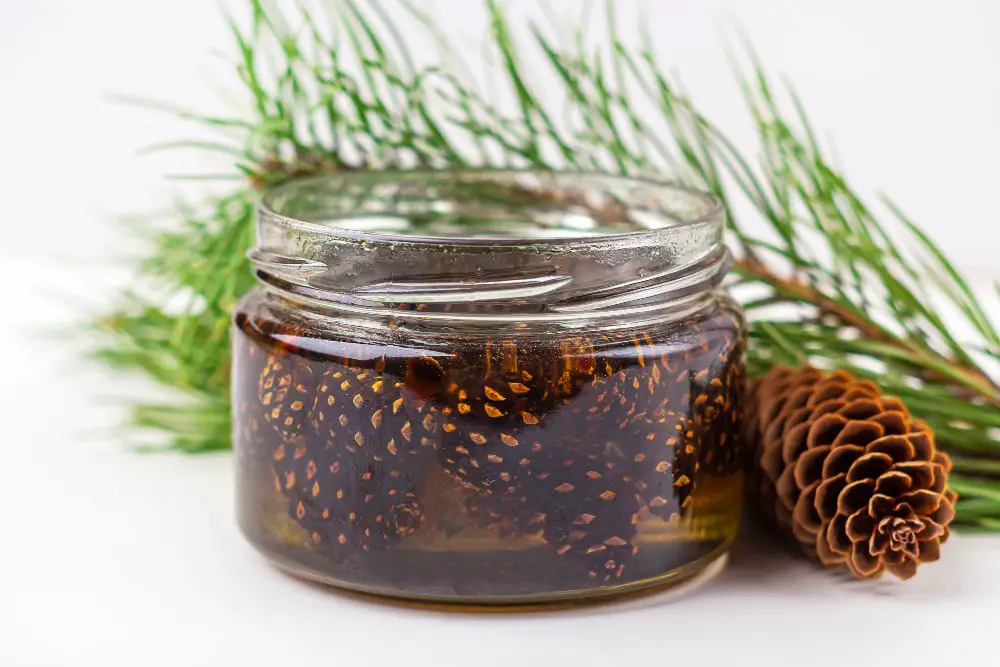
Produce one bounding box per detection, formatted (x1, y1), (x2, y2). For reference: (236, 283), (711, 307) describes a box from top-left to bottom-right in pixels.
(95, 0), (1000, 529)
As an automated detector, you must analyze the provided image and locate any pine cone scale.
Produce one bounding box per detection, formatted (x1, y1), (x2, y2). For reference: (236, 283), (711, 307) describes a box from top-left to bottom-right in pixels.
(792, 481), (823, 533)
(775, 467), (799, 511)
(816, 523), (848, 566)
(837, 479), (875, 516)
(894, 460), (935, 490)
(867, 434), (916, 461)
(835, 419), (885, 448)
(917, 519), (946, 542)
(917, 536), (941, 563)
(844, 508), (875, 541)
(848, 452), (893, 483)
(932, 497), (955, 526)
(793, 444), (831, 488)
(823, 514), (852, 556)
(802, 413), (844, 447)
(820, 445), (864, 482)
(780, 421), (811, 467)
(871, 411), (908, 434)
(815, 472), (848, 521)
(849, 542), (883, 578)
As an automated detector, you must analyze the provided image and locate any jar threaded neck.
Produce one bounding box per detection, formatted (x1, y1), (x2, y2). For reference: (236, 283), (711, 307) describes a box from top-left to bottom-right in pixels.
(251, 170), (728, 323)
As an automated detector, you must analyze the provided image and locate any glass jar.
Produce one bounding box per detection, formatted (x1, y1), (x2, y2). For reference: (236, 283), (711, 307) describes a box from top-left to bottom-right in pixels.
(232, 170), (746, 605)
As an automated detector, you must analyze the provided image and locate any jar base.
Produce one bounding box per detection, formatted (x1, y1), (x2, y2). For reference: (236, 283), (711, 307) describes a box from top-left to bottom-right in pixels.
(264, 541), (732, 611)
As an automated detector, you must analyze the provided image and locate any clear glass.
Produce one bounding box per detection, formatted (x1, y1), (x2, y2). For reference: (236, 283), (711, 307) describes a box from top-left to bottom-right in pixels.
(232, 170), (746, 605)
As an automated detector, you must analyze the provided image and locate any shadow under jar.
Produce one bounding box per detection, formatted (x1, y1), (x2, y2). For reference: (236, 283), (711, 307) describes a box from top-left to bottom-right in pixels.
(233, 170), (747, 605)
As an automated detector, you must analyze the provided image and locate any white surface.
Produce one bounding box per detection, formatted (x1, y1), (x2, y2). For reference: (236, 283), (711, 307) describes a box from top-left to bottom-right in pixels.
(3, 0), (1000, 665)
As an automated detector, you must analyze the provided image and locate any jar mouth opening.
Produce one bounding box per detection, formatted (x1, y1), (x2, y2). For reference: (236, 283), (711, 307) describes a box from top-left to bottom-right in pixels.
(252, 169), (730, 324)
(259, 169), (724, 247)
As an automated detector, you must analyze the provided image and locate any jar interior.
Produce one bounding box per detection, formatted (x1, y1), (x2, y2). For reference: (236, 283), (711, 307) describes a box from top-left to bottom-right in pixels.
(233, 291), (746, 603)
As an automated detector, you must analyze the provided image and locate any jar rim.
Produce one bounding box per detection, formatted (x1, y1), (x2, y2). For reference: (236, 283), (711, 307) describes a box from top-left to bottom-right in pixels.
(251, 169), (730, 325)
(258, 168), (725, 249)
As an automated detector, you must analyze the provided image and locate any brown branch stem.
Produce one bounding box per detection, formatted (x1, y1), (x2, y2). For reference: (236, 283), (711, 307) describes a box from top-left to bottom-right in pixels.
(736, 258), (1000, 408)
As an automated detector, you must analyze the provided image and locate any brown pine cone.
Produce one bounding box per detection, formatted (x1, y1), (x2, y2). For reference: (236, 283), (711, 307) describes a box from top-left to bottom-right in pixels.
(233, 334), (272, 461)
(692, 333), (746, 475)
(625, 407), (700, 518)
(258, 354), (317, 442)
(533, 455), (641, 584)
(746, 366), (957, 580)
(409, 340), (567, 496)
(274, 364), (435, 551)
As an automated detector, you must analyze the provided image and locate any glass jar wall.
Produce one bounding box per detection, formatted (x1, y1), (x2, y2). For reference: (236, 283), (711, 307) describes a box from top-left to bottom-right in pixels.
(232, 170), (746, 604)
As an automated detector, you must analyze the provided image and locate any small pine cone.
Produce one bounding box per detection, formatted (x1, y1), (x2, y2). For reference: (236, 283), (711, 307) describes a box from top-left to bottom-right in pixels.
(441, 339), (565, 426)
(435, 419), (538, 496)
(691, 333), (746, 475)
(746, 366), (957, 580)
(273, 365), (434, 551)
(412, 340), (580, 495)
(626, 408), (700, 518)
(533, 456), (641, 584)
(312, 366), (438, 458)
(233, 333), (274, 460)
(544, 331), (712, 522)
(554, 332), (673, 441)
(258, 354), (317, 442)
(273, 438), (424, 551)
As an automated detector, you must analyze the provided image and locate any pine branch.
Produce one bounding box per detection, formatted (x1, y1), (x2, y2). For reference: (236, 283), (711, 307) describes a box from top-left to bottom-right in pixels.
(736, 258), (1000, 408)
(93, 0), (1000, 528)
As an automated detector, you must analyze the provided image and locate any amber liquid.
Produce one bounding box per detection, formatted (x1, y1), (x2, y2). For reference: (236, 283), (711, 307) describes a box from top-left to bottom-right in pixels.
(233, 297), (746, 603)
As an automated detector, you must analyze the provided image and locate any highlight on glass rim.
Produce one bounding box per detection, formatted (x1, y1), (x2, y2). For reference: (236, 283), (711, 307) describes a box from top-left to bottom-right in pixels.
(5, 0), (998, 664)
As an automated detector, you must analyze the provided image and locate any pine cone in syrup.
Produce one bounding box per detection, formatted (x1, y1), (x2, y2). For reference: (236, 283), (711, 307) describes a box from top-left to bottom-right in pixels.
(583, 329), (719, 521)
(532, 450), (641, 584)
(314, 365), (436, 547)
(554, 332), (668, 439)
(626, 406), (700, 519)
(421, 333), (648, 542)
(258, 353), (317, 442)
(272, 436), (425, 552)
(746, 366), (957, 580)
(546, 333), (678, 515)
(691, 329), (746, 476)
(233, 333), (273, 460)
(414, 339), (581, 496)
(522, 333), (670, 582)
(272, 364), (436, 551)
(413, 339), (593, 539)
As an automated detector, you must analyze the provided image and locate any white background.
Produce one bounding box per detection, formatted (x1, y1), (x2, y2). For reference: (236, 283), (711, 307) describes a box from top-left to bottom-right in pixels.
(2, 1), (998, 665)
(2, 0), (999, 275)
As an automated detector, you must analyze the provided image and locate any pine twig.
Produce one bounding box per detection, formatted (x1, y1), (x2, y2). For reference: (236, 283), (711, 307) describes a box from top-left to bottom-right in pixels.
(736, 258), (1000, 408)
